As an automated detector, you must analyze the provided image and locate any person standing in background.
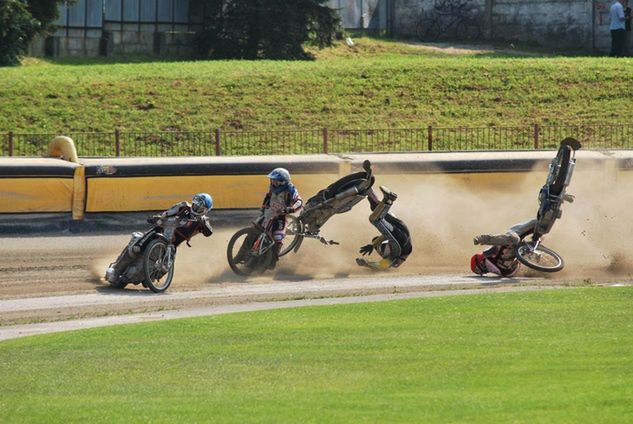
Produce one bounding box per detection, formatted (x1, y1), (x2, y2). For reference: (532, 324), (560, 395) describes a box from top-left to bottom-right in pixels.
(610, 0), (626, 57)
(625, 0), (632, 56)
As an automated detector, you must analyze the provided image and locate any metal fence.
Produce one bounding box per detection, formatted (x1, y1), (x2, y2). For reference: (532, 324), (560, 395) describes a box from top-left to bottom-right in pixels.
(2, 125), (633, 157)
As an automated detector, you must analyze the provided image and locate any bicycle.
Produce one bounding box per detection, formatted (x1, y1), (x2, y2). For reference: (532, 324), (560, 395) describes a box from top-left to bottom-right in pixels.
(416, 0), (481, 42)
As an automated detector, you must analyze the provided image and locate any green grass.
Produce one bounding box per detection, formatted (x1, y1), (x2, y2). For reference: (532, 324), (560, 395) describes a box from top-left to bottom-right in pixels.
(1, 286), (632, 423)
(1, 37), (632, 135)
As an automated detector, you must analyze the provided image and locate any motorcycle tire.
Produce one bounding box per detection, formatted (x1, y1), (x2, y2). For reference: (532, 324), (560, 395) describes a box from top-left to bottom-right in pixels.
(548, 145), (572, 196)
(143, 239), (175, 293)
(109, 279), (128, 289)
(279, 215), (302, 257)
(227, 227), (273, 276)
(515, 241), (564, 273)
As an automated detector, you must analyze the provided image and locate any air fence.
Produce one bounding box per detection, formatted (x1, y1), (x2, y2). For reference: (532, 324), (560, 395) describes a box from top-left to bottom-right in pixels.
(2, 125), (633, 157)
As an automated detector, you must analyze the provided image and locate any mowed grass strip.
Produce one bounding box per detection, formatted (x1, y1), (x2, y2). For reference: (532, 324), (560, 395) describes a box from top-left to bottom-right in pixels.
(1, 38), (632, 133)
(0, 286), (632, 423)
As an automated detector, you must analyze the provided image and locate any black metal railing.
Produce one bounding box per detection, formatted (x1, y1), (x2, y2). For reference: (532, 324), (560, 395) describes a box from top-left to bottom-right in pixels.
(2, 124), (633, 157)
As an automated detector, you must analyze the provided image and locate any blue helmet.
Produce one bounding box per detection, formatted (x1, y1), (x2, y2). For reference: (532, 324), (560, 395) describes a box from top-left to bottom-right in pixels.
(192, 193), (213, 215)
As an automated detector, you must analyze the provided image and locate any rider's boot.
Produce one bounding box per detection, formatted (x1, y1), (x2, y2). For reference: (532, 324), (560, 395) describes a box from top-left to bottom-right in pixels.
(268, 242), (282, 270)
(379, 186), (398, 205)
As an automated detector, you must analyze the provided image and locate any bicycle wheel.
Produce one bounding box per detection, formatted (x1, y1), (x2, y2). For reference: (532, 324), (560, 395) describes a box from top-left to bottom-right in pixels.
(515, 241), (564, 273)
(143, 239), (175, 293)
(454, 19), (481, 40)
(227, 227), (272, 276)
(416, 18), (441, 42)
(279, 215), (302, 257)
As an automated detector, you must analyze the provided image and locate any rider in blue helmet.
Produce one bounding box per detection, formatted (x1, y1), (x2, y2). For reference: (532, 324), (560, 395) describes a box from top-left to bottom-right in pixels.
(106, 193), (213, 284)
(261, 168), (303, 267)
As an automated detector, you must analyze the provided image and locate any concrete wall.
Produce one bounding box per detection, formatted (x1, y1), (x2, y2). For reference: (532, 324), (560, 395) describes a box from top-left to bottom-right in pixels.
(394, 0), (613, 54)
(491, 0), (591, 50)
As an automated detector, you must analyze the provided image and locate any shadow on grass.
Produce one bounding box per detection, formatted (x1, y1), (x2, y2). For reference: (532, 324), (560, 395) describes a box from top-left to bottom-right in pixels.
(46, 54), (199, 66)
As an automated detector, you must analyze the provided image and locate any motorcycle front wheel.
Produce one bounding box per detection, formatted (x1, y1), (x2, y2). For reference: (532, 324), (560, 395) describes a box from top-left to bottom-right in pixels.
(143, 239), (175, 293)
(515, 241), (564, 273)
(279, 215), (302, 257)
(227, 227), (273, 276)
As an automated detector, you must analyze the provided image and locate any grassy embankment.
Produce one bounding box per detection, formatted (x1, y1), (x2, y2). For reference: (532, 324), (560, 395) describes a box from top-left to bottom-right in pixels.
(0, 286), (632, 422)
(1, 38), (632, 134)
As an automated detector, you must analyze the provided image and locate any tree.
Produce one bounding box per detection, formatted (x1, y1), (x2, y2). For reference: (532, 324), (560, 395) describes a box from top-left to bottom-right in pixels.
(0, 0), (70, 66)
(0, 0), (39, 66)
(194, 0), (339, 60)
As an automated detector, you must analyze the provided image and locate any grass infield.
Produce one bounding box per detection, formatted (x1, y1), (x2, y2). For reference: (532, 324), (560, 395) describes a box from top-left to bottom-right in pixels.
(1, 38), (632, 134)
(0, 286), (632, 422)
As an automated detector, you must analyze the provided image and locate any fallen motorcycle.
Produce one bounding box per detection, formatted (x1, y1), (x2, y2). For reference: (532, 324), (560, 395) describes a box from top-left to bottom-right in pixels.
(226, 160), (375, 276)
(281, 159), (375, 255)
(514, 137), (581, 272)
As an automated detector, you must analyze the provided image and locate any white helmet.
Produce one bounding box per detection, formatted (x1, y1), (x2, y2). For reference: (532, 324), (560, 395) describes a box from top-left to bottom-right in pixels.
(267, 168), (290, 183)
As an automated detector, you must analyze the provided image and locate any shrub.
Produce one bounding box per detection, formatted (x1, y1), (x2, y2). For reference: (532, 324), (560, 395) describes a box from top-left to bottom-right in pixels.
(0, 0), (39, 66)
(194, 0), (339, 60)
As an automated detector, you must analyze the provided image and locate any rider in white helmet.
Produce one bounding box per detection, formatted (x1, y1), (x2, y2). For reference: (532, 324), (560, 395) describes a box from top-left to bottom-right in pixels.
(261, 168), (303, 267)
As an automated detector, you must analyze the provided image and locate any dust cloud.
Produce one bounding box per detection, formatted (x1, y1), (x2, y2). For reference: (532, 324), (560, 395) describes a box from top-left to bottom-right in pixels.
(96, 160), (633, 287)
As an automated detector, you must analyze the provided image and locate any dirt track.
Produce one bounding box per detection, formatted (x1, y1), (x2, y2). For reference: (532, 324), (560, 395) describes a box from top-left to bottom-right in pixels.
(3, 163), (633, 335)
(1, 227), (629, 332)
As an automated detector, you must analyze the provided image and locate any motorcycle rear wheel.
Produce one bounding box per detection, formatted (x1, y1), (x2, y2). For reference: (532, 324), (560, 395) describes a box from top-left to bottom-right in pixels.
(143, 239), (175, 293)
(515, 241), (564, 273)
(549, 145), (572, 196)
(227, 227), (273, 276)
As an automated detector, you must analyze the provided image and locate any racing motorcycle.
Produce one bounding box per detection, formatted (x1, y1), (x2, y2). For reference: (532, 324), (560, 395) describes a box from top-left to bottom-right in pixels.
(226, 160), (375, 276)
(282, 159), (375, 255)
(514, 137), (581, 272)
(105, 213), (212, 292)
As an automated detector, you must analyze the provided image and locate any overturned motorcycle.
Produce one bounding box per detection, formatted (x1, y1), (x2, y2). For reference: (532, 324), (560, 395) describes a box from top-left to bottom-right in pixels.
(514, 137), (581, 272)
(226, 160), (375, 276)
(105, 212), (213, 292)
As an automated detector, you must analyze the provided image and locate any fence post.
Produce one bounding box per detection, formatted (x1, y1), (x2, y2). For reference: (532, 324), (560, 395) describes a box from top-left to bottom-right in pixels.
(427, 125), (433, 151)
(8, 131), (13, 156)
(114, 128), (121, 157)
(533, 124), (540, 149)
(214, 129), (221, 156)
(322, 128), (329, 154)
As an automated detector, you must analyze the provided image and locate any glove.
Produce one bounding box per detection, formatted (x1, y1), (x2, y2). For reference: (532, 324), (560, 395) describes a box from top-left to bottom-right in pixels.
(147, 215), (161, 225)
(356, 257), (369, 267)
(473, 235), (490, 245)
(200, 216), (213, 237)
(359, 244), (374, 256)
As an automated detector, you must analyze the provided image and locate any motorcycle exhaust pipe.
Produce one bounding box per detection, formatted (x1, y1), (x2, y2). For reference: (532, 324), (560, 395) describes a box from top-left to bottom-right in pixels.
(334, 186), (359, 200)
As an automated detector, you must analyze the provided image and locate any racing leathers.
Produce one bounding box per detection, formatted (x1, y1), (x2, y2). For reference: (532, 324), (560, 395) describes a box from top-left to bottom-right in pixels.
(356, 186), (412, 270)
(105, 201), (213, 284)
(471, 219), (536, 277)
(261, 182), (303, 266)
